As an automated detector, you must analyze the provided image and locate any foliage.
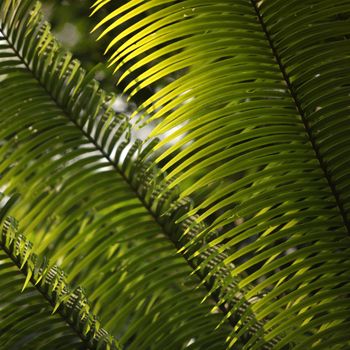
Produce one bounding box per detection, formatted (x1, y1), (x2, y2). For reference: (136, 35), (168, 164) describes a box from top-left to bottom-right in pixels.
(1, 0), (350, 349)
(0, 200), (120, 349)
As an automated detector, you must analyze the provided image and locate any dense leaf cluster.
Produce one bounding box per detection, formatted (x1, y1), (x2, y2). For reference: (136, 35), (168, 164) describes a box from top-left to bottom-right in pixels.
(0, 0), (350, 349)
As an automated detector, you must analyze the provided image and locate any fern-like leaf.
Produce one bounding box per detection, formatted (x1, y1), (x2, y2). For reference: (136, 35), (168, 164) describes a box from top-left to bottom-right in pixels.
(0, 197), (121, 350)
(0, 0), (245, 348)
(93, 1), (350, 348)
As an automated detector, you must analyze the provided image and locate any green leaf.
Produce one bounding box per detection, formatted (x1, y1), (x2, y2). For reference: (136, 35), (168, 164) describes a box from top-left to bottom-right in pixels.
(93, 0), (350, 348)
(0, 211), (121, 350)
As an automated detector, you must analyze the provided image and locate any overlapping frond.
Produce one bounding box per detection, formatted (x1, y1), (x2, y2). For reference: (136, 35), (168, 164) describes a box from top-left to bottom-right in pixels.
(256, 0), (350, 230)
(0, 0), (242, 348)
(93, 0), (350, 348)
(0, 197), (120, 350)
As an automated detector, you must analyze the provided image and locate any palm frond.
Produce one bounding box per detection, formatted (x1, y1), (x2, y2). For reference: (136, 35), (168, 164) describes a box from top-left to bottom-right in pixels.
(0, 0), (245, 348)
(0, 196), (120, 350)
(256, 0), (350, 229)
(93, 0), (350, 348)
